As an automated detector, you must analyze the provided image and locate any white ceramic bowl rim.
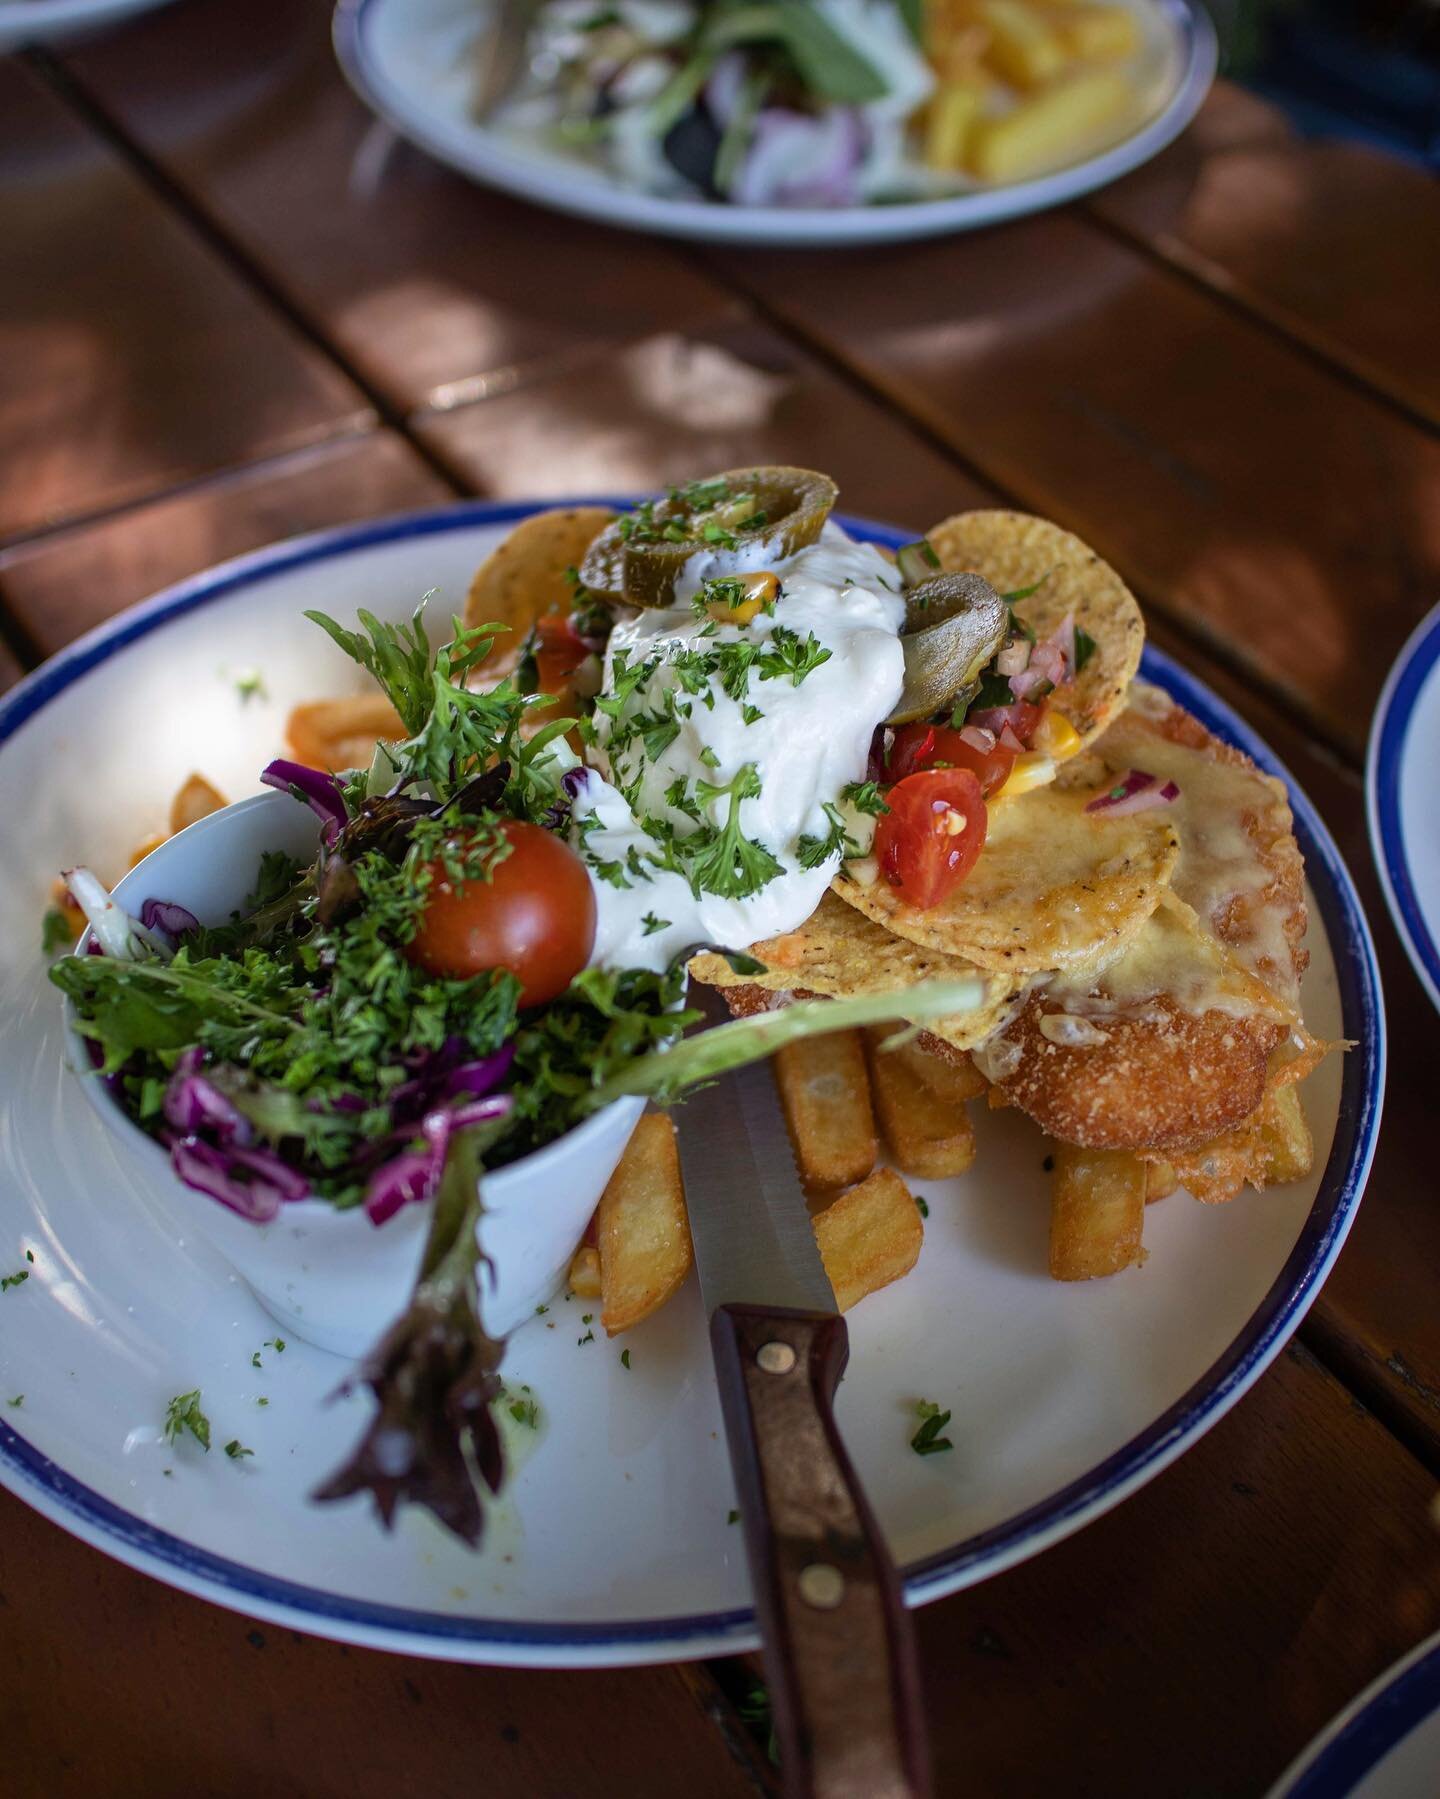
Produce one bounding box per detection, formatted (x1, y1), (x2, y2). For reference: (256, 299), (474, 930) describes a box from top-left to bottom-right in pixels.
(0, 499), (1385, 1661)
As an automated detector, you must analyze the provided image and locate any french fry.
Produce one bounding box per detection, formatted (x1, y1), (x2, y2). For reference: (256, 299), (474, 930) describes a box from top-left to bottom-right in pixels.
(814, 1168), (924, 1312)
(1053, 4), (1139, 61)
(924, 80), (987, 170)
(1144, 1159), (1179, 1204)
(977, 0), (1066, 87)
(599, 1114), (693, 1335)
(287, 694), (407, 775)
(127, 831), (167, 869)
(772, 1033), (877, 1193)
(168, 773), (227, 835)
(969, 67), (1135, 183)
(1252, 1083), (1314, 1186)
(567, 1244), (602, 1300)
(1049, 1145), (1145, 1280)
(864, 1027), (977, 1179)
(904, 1040), (988, 1106)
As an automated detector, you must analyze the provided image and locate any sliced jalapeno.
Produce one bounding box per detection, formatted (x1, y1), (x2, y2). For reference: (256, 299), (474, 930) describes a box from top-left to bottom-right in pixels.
(579, 467), (838, 609)
(888, 572), (1009, 725)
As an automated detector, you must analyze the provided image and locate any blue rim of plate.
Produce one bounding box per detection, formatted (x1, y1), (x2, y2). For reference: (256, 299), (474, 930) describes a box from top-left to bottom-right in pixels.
(0, 499), (1385, 1662)
(333, 0), (1217, 248)
(1269, 1628), (1440, 1797)
(1368, 601), (1440, 1015)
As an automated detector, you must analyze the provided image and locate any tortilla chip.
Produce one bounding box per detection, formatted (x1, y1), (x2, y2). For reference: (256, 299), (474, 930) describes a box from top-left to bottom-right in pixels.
(1059, 683), (1308, 1008)
(833, 782), (1179, 973)
(687, 891), (1023, 1054)
(463, 506), (615, 666)
(926, 510), (1144, 748)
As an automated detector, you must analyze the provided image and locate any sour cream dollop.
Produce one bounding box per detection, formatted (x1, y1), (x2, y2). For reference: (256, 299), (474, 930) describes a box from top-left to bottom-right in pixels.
(571, 524), (905, 972)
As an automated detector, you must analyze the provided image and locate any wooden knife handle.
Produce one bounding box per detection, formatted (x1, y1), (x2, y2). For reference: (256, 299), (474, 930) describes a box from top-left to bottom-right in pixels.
(711, 1303), (932, 1799)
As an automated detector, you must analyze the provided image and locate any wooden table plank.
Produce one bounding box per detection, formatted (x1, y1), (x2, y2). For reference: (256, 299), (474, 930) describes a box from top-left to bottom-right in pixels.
(0, 637), (21, 693)
(416, 321), (997, 528)
(0, 1490), (760, 1799)
(1089, 83), (1440, 429)
(0, 57), (369, 543)
(0, 431), (452, 658)
(899, 1344), (1440, 1796)
(704, 212), (1440, 762)
(55, 0), (741, 416)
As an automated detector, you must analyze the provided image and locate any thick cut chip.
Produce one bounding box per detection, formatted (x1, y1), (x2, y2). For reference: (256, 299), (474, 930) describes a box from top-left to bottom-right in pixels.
(598, 1113), (692, 1335)
(772, 1033), (877, 1193)
(976, 894), (1293, 1151)
(813, 1167), (924, 1312)
(1049, 1146), (1147, 1281)
(463, 506), (615, 665)
(688, 891), (1022, 1053)
(1059, 682), (1308, 1006)
(925, 510), (1144, 747)
(1141, 1078), (1315, 1205)
(834, 783), (1179, 973)
(863, 1026), (978, 1179)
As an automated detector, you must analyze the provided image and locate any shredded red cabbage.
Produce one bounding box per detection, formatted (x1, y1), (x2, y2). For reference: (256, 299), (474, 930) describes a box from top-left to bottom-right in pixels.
(364, 1095), (512, 1226)
(163, 1057), (253, 1145)
(140, 897), (200, 939)
(171, 1136), (310, 1221)
(260, 758), (348, 845)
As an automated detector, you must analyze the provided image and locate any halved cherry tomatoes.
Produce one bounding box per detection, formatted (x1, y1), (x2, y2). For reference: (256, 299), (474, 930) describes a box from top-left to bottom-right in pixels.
(886, 722), (1016, 799)
(533, 614), (590, 694)
(873, 769), (987, 910)
(408, 821), (596, 1007)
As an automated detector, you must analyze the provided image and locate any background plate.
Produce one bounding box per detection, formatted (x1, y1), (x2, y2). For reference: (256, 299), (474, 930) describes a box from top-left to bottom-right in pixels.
(1269, 1627), (1440, 1799)
(333, 0), (1217, 247)
(0, 500), (1382, 1667)
(1368, 601), (1440, 1016)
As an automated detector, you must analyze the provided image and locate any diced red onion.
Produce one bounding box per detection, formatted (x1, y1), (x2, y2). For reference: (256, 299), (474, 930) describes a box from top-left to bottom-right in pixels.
(959, 725), (996, 754)
(163, 1063), (253, 1146)
(140, 897), (200, 939)
(968, 704), (1031, 741)
(446, 1044), (515, 1097)
(1028, 637), (1067, 689)
(171, 1136), (309, 1222)
(1007, 665), (1052, 701)
(1084, 769), (1182, 816)
(1042, 611), (1076, 676)
(732, 108), (865, 208)
(998, 724), (1027, 755)
(260, 758), (348, 846)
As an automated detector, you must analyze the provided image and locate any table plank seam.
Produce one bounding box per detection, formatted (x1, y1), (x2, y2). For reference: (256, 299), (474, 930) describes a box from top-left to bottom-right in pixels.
(1076, 202), (1440, 443)
(685, 253), (1368, 777)
(23, 48), (482, 519)
(1303, 1314), (1440, 1483)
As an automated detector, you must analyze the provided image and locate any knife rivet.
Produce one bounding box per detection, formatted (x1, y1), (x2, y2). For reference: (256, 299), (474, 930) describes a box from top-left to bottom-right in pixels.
(756, 1341), (796, 1375)
(798, 1563), (845, 1610)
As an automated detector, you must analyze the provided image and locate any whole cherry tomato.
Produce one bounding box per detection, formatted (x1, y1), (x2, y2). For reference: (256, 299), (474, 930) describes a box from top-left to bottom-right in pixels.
(407, 820), (596, 1007)
(873, 769), (987, 910)
(886, 722), (1017, 799)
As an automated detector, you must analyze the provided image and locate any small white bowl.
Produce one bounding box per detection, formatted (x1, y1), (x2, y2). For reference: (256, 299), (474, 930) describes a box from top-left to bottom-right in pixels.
(63, 790), (644, 1357)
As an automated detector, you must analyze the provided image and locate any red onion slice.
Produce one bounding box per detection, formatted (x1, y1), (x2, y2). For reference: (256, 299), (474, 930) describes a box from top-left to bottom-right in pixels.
(1085, 770), (1181, 816)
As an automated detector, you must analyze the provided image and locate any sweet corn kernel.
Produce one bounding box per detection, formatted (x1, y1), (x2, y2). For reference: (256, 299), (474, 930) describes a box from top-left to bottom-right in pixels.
(1032, 709), (1082, 759)
(993, 750), (1057, 801)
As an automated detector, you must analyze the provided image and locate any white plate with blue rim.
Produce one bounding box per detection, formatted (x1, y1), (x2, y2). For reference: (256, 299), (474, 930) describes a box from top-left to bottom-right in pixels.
(1369, 602), (1440, 1016)
(332, 0), (1217, 248)
(1268, 1628), (1440, 1799)
(0, 0), (177, 52)
(0, 498), (1382, 1668)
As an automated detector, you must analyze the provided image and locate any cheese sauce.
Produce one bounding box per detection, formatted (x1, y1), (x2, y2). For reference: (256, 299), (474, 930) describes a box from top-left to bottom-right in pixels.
(573, 525), (905, 972)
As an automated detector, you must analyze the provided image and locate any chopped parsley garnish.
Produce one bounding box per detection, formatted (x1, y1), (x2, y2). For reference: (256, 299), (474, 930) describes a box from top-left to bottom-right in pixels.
(1073, 625), (1098, 673)
(507, 1397), (539, 1429)
(641, 912), (670, 936)
(841, 780), (889, 817)
(41, 907), (73, 956)
(251, 1352), (262, 1369)
(910, 1400), (953, 1457)
(578, 1329), (595, 1346)
(164, 1390), (211, 1452)
(265, 1338), (286, 1354)
(225, 1439), (255, 1460)
(0, 1271), (28, 1292)
(687, 765), (784, 900)
(916, 1195), (930, 1218)
(757, 625), (831, 686)
(727, 1509), (740, 1525)
(620, 1349), (631, 1370)
(741, 703), (764, 725)
(7, 1395), (22, 1408)
(581, 1314), (593, 1325)
(234, 669), (267, 704)
(795, 803), (855, 870)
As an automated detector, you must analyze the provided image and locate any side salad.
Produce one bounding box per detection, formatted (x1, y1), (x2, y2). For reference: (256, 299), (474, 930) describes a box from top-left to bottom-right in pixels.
(53, 570), (978, 1544)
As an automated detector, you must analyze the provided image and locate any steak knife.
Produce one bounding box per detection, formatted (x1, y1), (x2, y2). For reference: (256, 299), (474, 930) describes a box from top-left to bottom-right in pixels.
(676, 1053), (933, 1799)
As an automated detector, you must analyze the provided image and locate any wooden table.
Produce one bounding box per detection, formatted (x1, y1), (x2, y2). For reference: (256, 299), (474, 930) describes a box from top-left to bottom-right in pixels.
(3, 6), (1439, 1792)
